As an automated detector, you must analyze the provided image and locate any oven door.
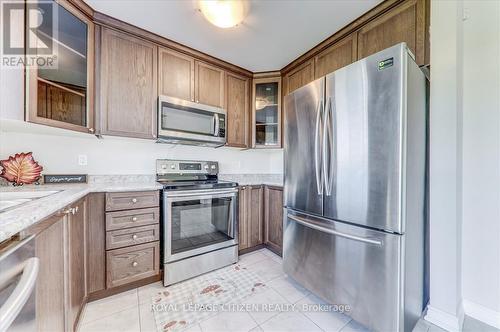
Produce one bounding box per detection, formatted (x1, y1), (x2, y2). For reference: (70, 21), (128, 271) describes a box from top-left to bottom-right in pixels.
(158, 95), (226, 144)
(163, 188), (238, 263)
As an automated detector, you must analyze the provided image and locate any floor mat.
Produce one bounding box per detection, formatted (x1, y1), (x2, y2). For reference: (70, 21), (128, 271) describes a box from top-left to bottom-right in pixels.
(152, 263), (268, 331)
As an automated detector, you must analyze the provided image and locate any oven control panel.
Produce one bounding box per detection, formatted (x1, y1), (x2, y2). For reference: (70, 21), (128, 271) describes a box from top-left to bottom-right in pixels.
(156, 159), (218, 175)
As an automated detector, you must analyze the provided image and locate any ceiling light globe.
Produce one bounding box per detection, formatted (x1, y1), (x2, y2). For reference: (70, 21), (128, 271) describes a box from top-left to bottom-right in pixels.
(199, 0), (249, 28)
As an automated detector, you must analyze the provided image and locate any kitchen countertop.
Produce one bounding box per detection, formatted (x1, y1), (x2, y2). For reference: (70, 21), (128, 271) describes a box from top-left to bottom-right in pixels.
(219, 174), (283, 186)
(0, 180), (163, 243)
(0, 174), (283, 243)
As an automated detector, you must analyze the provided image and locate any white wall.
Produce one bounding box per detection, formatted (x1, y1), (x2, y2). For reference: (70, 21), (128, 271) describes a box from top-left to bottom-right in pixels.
(461, 0), (500, 327)
(425, 0), (464, 330)
(426, 0), (500, 330)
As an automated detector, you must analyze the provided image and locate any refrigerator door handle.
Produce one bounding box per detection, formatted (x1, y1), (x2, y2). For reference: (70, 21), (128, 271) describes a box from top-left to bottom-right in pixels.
(287, 213), (383, 246)
(323, 97), (334, 196)
(314, 99), (324, 195)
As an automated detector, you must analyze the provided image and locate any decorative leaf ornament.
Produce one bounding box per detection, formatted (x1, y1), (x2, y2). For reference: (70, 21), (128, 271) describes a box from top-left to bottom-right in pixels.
(0, 152), (43, 186)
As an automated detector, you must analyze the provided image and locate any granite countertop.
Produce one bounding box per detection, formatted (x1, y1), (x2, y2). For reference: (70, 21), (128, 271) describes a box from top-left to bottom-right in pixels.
(0, 180), (163, 243)
(219, 174), (283, 186)
(0, 174), (283, 243)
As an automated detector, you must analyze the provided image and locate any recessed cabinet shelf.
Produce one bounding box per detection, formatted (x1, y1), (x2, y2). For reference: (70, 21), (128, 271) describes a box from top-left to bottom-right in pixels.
(252, 76), (282, 148)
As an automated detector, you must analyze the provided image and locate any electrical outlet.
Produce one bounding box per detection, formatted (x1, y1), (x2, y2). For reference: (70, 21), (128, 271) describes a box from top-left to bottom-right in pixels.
(78, 155), (88, 166)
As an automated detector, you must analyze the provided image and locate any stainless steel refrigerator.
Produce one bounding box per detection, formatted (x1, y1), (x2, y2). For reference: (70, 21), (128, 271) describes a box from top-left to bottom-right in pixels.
(283, 43), (426, 332)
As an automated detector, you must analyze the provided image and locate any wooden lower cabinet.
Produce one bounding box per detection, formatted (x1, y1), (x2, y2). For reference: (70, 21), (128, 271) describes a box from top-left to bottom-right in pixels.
(35, 215), (66, 332)
(34, 197), (88, 332)
(238, 185), (264, 250)
(264, 186), (283, 255)
(67, 198), (88, 331)
(238, 185), (283, 254)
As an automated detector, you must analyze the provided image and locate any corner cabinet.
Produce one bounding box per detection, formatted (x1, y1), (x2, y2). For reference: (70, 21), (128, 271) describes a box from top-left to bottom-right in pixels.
(252, 75), (282, 148)
(99, 27), (158, 139)
(26, 0), (95, 134)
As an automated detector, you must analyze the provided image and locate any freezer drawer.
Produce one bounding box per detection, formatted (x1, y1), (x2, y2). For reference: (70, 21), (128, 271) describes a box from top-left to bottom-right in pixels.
(283, 210), (405, 332)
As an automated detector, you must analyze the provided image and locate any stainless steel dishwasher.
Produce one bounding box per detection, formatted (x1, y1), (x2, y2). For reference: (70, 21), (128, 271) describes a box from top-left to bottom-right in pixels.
(0, 236), (39, 332)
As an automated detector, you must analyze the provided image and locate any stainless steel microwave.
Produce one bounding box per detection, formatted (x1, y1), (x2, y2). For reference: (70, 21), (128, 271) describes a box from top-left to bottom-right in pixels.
(157, 95), (226, 147)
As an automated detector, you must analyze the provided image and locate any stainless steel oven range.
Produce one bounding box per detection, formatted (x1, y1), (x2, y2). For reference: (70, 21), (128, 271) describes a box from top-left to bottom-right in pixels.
(157, 159), (238, 286)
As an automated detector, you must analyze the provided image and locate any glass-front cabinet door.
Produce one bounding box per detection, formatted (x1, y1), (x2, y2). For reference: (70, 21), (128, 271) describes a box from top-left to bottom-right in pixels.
(252, 76), (282, 148)
(165, 190), (238, 262)
(26, 0), (94, 133)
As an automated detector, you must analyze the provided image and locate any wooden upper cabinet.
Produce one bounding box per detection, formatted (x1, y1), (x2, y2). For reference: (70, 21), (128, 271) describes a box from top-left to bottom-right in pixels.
(285, 59), (315, 95)
(26, 0), (95, 134)
(195, 61), (225, 108)
(158, 47), (195, 102)
(100, 27), (157, 139)
(357, 0), (428, 66)
(314, 33), (358, 79)
(226, 73), (250, 148)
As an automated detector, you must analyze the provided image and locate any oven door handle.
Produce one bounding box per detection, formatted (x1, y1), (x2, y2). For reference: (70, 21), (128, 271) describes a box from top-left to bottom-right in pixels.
(165, 188), (238, 198)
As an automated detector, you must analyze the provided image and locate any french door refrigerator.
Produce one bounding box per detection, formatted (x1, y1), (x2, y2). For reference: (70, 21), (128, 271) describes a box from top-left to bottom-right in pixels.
(283, 43), (427, 332)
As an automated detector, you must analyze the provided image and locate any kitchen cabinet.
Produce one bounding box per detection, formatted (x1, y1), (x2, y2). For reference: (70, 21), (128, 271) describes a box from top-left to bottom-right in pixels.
(104, 191), (160, 289)
(158, 48), (226, 109)
(357, 0), (428, 66)
(226, 72), (250, 148)
(284, 59), (314, 95)
(264, 186), (283, 255)
(35, 215), (66, 332)
(196, 61), (225, 108)
(238, 185), (264, 250)
(26, 0), (95, 134)
(33, 198), (87, 332)
(158, 47), (195, 102)
(67, 198), (87, 331)
(314, 33), (358, 79)
(99, 27), (158, 139)
(87, 193), (106, 294)
(252, 75), (282, 148)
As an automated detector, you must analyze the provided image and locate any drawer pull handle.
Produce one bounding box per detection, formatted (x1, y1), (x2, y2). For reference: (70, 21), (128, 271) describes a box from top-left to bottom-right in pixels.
(132, 261), (138, 267)
(132, 234), (138, 240)
(131, 198), (138, 203)
(132, 217), (138, 222)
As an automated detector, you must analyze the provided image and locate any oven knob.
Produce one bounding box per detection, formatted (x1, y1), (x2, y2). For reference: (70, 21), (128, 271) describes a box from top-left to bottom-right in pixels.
(204, 165), (209, 170)
(211, 165), (216, 170)
(170, 165), (175, 169)
(161, 165), (167, 169)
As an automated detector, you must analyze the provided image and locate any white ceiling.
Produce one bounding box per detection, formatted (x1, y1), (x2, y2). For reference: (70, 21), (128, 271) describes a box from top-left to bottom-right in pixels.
(84, 0), (382, 72)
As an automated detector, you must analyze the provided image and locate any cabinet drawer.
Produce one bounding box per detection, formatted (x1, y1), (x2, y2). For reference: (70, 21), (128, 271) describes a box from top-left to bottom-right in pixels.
(106, 241), (160, 288)
(105, 207), (159, 231)
(105, 191), (159, 211)
(106, 224), (160, 250)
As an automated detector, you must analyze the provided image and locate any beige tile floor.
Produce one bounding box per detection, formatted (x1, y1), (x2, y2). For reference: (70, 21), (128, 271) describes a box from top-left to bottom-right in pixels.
(78, 249), (498, 332)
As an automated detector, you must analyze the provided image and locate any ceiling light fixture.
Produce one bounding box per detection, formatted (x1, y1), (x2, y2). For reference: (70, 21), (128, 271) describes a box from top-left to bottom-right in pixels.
(198, 0), (249, 28)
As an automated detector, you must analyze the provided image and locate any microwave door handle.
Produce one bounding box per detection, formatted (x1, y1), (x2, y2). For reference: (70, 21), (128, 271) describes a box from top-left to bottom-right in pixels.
(213, 113), (220, 136)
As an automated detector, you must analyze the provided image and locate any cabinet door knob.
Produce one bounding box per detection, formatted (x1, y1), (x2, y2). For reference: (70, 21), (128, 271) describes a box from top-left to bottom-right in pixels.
(131, 198), (138, 203)
(132, 261), (138, 267)
(71, 208), (76, 215)
(132, 234), (138, 240)
(62, 208), (72, 215)
(88, 128), (95, 133)
(132, 217), (138, 222)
